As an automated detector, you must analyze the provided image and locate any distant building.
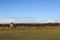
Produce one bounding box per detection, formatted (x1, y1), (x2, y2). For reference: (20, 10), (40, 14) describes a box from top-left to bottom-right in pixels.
(10, 22), (14, 28)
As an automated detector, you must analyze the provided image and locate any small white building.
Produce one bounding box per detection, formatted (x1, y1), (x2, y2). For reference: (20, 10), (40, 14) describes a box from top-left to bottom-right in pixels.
(10, 22), (14, 28)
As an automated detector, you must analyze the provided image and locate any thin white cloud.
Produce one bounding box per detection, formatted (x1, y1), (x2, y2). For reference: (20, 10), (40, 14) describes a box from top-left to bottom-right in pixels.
(35, 20), (41, 23)
(36, 20), (41, 22)
(47, 19), (56, 23)
(0, 17), (59, 23)
(4, 19), (15, 23)
(0, 18), (16, 23)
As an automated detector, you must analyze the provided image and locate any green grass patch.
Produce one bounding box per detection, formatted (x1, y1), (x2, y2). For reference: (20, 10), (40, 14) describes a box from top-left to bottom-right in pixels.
(0, 30), (60, 40)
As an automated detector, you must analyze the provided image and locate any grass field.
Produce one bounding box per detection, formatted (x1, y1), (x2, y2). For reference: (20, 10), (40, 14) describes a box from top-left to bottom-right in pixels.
(0, 30), (60, 40)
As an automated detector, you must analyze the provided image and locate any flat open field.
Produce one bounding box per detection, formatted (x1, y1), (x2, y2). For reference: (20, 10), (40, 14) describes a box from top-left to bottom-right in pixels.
(0, 30), (60, 40)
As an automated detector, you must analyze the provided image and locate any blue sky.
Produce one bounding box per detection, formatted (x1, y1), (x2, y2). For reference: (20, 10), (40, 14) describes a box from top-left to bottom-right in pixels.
(0, 0), (60, 23)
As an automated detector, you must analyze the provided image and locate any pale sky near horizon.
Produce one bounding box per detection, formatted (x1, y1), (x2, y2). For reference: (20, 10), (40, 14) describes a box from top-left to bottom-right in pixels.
(0, 0), (60, 23)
